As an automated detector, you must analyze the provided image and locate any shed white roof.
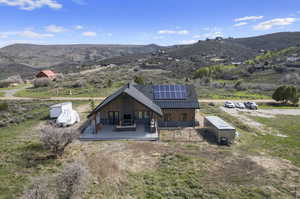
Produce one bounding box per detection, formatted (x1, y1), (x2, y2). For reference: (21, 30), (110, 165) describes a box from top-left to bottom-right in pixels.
(205, 116), (235, 130)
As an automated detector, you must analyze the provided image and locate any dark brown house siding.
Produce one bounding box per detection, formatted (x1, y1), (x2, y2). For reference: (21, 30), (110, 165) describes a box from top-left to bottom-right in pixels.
(158, 108), (196, 127)
(161, 109), (195, 122)
(94, 93), (160, 124)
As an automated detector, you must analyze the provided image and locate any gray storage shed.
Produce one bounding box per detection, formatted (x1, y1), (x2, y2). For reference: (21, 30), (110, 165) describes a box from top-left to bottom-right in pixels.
(204, 116), (236, 145)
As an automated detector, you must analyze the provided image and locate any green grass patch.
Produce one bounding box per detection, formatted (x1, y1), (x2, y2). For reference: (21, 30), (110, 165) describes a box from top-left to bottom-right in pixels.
(14, 81), (126, 98)
(15, 86), (118, 98)
(194, 64), (237, 79)
(198, 88), (270, 100)
(123, 152), (273, 199)
(248, 115), (300, 167)
(258, 103), (300, 109)
(255, 46), (300, 62)
(0, 92), (4, 97)
(0, 84), (32, 91)
(0, 103), (61, 199)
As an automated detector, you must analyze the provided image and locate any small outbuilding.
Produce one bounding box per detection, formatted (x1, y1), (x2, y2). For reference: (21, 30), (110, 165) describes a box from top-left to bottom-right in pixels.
(36, 70), (57, 80)
(204, 116), (236, 145)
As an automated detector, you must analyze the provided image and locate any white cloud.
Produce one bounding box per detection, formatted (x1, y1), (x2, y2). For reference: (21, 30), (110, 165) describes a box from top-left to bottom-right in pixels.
(153, 35), (165, 40)
(82, 31), (97, 37)
(193, 35), (202, 39)
(253, 18), (297, 30)
(45, 25), (66, 33)
(0, 30), (54, 38)
(234, 22), (248, 27)
(181, 40), (197, 44)
(158, 30), (189, 35)
(106, 33), (113, 37)
(0, 0), (62, 10)
(18, 30), (54, 38)
(74, 25), (83, 30)
(0, 33), (8, 38)
(235, 16), (264, 22)
(204, 31), (224, 39)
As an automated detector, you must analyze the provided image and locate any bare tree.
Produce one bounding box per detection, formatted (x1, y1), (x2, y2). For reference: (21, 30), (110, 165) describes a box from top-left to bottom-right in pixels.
(40, 128), (78, 157)
(22, 177), (55, 199)
(56, 162), (90, 199)
(33, 78), (52, 88)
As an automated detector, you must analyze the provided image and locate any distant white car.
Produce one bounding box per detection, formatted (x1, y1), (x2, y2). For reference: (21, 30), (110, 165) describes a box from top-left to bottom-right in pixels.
(244, 102), (258, 110)
(235, 102), (245, 109)
(224, 101), (235, 108)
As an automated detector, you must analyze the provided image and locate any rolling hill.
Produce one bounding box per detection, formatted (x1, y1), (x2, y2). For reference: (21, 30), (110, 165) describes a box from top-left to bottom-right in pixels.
(1, 32), (300, 80)
(0, 43), (162, 68)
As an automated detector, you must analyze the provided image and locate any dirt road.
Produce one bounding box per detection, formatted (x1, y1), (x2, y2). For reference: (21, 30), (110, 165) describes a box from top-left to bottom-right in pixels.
(0, 96), (276, 103)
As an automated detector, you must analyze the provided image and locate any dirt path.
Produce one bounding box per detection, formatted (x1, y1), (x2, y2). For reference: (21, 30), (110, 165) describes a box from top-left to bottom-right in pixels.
(221, 107), (267, 132)
(0, 96), (276, 103)
(220, 106), (300, 136)
(1, 85), (30, 98)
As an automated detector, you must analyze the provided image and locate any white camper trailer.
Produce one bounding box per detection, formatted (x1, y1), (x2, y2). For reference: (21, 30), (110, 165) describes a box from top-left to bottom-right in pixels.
(56, 109), (80, 127)
(50, 102), (72, 119)
(204, 116), (236, 145)
(49, 102), (80, 127)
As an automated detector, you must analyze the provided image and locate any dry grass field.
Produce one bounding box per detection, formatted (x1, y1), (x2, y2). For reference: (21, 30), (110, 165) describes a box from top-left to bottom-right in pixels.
(0, 101), (299, 199)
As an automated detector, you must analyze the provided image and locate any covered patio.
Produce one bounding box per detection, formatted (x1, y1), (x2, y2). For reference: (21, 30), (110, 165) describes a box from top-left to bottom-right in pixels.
(80, 123), (159, 141)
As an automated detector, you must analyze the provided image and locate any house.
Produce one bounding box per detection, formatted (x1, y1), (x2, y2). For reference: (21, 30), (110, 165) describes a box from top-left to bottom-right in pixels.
(36, 70), (57, 80)
(287, 57), (299, 62)
(80, 83), (200, 141)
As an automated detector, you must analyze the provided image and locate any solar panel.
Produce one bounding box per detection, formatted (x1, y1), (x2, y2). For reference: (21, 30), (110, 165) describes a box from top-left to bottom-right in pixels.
(153, 85), (187, 100)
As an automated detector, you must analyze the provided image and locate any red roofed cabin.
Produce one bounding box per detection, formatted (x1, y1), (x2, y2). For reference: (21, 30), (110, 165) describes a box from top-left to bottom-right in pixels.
(36, 70), (57, 80)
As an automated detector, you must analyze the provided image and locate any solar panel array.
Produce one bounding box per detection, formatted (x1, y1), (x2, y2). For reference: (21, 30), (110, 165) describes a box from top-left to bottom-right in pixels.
(153, 85), (187, 100)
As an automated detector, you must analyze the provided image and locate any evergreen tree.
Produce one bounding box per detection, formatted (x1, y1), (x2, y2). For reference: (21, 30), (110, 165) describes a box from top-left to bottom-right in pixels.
(107, 79), (112, 88)
(134, 76), (144, 84)
(272, 85), (299, 104)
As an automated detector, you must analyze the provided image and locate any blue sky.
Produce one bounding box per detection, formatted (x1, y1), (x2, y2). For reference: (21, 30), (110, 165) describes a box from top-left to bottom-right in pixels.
(0, 0), (299, 47)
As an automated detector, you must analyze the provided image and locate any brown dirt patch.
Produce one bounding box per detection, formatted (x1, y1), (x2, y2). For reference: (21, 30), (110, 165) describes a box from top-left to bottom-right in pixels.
(63, 141), (167, 184)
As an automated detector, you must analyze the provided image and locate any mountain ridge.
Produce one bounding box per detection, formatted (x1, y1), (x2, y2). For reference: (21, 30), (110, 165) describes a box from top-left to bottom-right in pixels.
(1, 31), (300, 80)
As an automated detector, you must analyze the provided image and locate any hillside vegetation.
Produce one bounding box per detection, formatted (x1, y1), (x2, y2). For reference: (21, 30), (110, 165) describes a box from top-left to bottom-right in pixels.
(1, 32), (300, 81)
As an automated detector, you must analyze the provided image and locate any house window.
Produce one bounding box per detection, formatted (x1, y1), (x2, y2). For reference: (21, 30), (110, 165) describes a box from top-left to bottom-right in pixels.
(144, 111), (150, 119)
(181, 113), (188, 121)
(164, 113), (172, 121)
(135, 111), (143, 120)
(139, 111), (143, 119)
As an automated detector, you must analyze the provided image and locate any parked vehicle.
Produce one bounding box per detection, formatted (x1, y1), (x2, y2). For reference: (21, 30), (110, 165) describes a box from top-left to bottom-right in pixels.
(235, 102), (245, 109)
(244, 102), (258, 110)
(224, 101), (235, 108)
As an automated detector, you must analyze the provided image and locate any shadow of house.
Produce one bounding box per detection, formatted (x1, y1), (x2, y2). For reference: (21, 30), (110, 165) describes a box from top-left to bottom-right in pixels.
(196, 128), (218, 145)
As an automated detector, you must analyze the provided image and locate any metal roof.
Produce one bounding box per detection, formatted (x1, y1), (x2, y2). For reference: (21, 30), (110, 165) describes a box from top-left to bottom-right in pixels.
(38, 70), (56, 77)
(88, 83), (163, 117)
(205, 116), (235, 130)
(134, 84), (200, 109)
(154, 101), (200, 109)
